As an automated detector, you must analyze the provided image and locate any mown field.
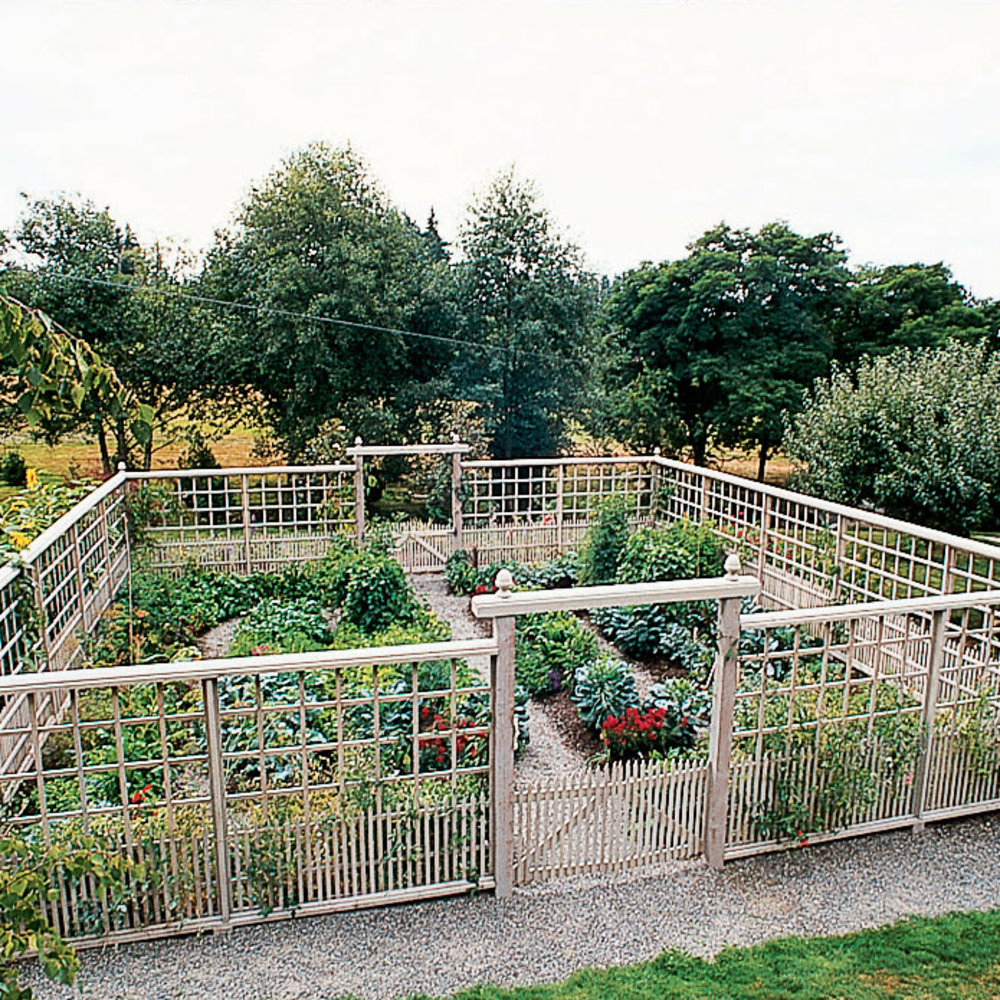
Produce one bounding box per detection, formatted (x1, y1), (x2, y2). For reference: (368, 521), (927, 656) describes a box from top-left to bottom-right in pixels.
(422, 909), (1000, 1000)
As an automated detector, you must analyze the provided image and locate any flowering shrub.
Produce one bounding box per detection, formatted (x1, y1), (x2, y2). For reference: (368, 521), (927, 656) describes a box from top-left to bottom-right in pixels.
(601, 704), (702, 759)
(416, 704), (489, 771)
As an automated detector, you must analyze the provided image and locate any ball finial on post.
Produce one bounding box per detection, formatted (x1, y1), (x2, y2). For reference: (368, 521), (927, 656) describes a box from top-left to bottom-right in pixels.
(724, 551), (742, 580)
(117, 461), (127, 473)
(354, 436), (363, 448)
(495, 568), (514, 597)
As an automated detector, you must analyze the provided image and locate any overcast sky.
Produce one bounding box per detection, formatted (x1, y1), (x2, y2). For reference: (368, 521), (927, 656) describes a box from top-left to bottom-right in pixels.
(3, 0), (998, 296)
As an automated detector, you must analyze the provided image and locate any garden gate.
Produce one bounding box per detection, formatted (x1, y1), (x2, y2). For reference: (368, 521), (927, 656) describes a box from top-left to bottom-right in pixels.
(347, 440), (467, 573)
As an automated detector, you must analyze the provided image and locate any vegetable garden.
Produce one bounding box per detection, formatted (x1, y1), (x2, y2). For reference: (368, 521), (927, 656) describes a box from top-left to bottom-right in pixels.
(0, 445), (998, 970)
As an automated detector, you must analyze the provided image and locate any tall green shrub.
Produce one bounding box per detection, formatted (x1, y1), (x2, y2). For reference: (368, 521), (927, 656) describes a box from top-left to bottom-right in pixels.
(785, 342), (1000, 533)
(578, 493), (632, 585)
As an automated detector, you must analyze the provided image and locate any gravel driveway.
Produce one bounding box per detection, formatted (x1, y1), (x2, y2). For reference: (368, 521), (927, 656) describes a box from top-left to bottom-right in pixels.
(23, 812), (1000, 1000)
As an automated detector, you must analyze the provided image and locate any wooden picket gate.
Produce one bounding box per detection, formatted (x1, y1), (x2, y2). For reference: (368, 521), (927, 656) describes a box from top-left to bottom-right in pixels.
(513, 758), (709, 884)
(392, 520), (457, 573)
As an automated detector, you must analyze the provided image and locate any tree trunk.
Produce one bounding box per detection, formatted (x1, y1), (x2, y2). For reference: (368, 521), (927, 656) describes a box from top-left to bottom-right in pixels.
(691, 435), (708, 469)
(757, 437), (770, 482)
(143, 426), (154, 471)
(114, 415), (128, 470)
(96, 423), (112, 477)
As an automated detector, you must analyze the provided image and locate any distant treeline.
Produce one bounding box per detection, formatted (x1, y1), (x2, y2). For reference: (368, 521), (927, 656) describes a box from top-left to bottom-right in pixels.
(2, 142), (997, 484)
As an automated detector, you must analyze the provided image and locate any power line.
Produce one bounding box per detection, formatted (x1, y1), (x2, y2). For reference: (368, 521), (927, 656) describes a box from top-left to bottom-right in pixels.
(2, 266), (576, 367)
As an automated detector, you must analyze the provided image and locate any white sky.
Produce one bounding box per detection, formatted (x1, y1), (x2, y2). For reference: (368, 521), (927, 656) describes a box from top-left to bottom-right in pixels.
(3, 0), (999, 297)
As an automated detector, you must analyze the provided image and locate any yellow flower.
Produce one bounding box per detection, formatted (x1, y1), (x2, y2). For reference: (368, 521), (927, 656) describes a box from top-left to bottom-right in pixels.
(25, 469), (39, 490)
(9, 530), (31, 550)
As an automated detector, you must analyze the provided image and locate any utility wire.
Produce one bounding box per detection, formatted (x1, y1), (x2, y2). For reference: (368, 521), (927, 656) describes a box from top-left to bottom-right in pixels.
(2, 266), (576, 367)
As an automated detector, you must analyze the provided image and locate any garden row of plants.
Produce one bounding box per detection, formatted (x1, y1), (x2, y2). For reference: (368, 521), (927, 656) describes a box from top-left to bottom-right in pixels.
(447, 499), (732, 760)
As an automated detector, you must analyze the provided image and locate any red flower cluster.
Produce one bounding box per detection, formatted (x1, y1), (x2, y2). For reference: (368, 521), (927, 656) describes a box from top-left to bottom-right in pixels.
(601, 706), (673, 759)
(417, 704), (485, 769)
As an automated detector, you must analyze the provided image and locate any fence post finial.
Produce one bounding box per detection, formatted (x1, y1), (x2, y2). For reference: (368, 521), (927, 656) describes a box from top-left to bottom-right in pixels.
(495, 568), (514, 597)
(653, 447), (661, 457)
(451, 431), (460, 444)
(117, 461), (127, 473)
(724, 551), (742, 580)
(354, 436), (363, 448)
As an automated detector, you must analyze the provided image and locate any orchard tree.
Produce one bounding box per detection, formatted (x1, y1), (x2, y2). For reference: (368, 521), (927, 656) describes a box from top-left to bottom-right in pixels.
(200, 143), (456, 456)
(454, 170), (597, 459)
(785, 342), (1000, 533)
(603, 222), (848, 476)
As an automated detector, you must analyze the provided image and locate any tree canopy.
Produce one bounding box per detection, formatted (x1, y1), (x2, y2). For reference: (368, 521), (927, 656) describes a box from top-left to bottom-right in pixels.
(832, 262), (997, 365)
(602, 222), (848, 475)
(1, 195), (217, 471)
(200, 143), (456, 457)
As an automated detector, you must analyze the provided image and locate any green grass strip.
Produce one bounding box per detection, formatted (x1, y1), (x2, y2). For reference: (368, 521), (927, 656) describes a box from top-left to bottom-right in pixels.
(410, 909), (1000, 1000)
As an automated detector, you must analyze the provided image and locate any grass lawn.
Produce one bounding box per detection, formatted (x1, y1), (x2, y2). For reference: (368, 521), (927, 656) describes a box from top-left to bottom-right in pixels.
(0, 425), (263, 497)
(424, 909), (1000, 999)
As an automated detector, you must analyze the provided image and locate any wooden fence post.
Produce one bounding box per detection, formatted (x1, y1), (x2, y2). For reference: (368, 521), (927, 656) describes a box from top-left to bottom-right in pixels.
(705, 554), (743, 869)
(554, 465), (565, 553)
(912, 608), (946, 832)
(240, 474), (253, 575)
(650, 449), (661, 523)
(451, 439), (464, 551)
(353, 438), (366, 545)
(491, 569), (516, 896)
(202, 676), (233, 926)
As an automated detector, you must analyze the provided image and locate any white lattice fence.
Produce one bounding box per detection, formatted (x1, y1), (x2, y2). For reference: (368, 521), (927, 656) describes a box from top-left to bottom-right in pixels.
(131, 466), (355, 575)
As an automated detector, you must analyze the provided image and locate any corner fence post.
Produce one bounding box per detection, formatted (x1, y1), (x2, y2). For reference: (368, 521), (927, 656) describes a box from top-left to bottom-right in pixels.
(202, 676), (233, 926)
(353, 438), (366, 545)
(705, 554), (743, 870)
(491, 570), (516, 896)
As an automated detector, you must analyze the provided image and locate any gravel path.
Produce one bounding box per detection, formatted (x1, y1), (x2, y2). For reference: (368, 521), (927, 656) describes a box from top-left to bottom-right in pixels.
(412, 576), (589, 782)
(197, 618), (240, 659)
(24, 813), (1000, 1000)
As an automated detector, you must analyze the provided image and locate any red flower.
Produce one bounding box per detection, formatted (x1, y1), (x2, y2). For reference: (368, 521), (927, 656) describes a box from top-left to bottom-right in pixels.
(130, 782), (153, 805)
